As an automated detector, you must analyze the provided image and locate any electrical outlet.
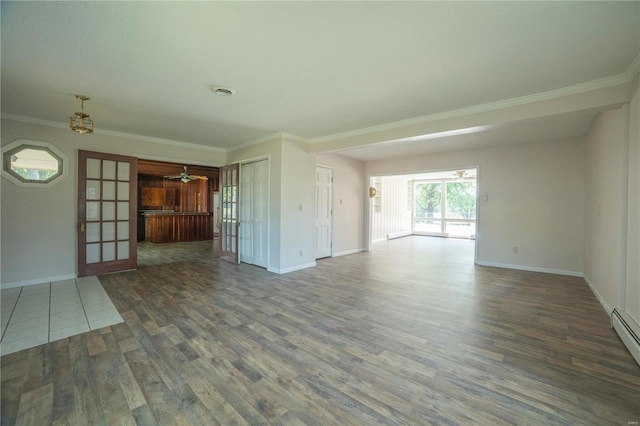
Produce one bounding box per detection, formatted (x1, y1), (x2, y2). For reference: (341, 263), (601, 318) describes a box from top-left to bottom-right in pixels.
(513, 246), (518, 254)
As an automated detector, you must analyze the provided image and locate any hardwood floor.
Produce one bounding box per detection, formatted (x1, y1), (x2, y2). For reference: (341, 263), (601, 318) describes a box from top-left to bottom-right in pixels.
(137, 240), (218, 267)
(2, 237), (639, 425)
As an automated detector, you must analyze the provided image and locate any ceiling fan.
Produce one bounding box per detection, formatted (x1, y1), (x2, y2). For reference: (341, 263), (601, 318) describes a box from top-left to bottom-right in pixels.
(164, 166), (208, 183)
(452, 170), (478, 180)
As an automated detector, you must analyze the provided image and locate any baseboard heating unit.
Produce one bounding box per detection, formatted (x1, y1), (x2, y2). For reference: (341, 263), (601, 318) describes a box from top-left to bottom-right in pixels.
(611, 308), (640, 366)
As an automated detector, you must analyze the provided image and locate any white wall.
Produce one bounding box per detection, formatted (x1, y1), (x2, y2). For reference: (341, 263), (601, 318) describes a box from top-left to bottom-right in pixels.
(315, 153), (365, 256)
(584, 107), (629, 313)
(625, 75), (640, 324)
(280, 138), (316, 271)
(371, 175), (411, 242)
(1, 119), (226, 287)
(366, 137), (586, 275)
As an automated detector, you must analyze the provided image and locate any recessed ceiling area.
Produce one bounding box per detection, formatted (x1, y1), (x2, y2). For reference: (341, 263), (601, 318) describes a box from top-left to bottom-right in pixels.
(1, 2), (638, 159)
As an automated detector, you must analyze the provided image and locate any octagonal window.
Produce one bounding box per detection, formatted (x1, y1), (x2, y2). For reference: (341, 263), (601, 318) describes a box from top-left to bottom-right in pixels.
(2, 140), (69, 187)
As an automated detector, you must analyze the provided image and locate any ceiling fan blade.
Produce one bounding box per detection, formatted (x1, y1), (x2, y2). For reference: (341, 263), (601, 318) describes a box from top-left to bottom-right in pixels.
(164, 175), (182, 179)
(187, 175), (208, 181)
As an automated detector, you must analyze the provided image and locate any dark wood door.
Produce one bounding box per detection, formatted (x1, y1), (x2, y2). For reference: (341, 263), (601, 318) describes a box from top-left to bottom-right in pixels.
(77, 150), (138, 276)
(219, 163), (240, 263)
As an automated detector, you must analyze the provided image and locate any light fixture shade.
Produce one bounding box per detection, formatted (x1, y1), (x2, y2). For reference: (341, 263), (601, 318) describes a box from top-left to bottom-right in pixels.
(70, 95), (94, 134)
(70, 112), (94, 134)
(181, 177), (190, 183)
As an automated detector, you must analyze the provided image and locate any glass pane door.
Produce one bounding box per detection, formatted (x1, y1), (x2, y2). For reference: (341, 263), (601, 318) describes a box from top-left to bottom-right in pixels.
(78, 150), (137, 276)
(220, 163), (240, 263)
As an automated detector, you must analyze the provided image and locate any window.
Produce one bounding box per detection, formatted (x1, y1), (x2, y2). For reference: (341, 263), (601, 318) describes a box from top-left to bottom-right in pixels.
(412, 178), (477, 238)
(2, 140), (69, 187)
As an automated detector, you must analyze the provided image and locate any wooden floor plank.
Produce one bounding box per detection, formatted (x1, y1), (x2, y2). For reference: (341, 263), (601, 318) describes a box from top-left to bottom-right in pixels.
(14, 382), (53, 426)
(2, 237), (640, 424)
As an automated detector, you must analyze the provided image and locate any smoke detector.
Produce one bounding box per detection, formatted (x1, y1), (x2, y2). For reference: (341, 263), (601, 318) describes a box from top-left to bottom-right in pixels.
(210, 86), (236, 96)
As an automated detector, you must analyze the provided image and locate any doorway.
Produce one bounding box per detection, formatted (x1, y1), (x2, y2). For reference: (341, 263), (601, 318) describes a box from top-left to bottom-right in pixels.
(136, 159), (219, 267)
(368, 168), (478, 261)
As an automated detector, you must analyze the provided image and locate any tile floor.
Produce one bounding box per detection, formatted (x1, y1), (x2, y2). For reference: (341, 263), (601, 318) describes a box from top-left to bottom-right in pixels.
(1, 276), (123, 356)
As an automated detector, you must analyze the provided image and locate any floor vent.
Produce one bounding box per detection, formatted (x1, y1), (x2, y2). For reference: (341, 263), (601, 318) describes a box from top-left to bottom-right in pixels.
(612, 308), (640, 367)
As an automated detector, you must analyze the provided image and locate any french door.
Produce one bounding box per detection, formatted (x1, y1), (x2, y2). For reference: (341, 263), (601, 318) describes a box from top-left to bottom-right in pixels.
(77, 150), (137, 276)
(220, 163), (240, 263)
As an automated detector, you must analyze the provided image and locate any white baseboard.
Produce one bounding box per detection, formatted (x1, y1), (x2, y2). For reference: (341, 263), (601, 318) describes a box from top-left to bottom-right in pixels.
(583, 274), (613, 314)
(268, 261), (316, 275)
(333, 248), (365, 257)
(1, 273), (77, 290)
(387, 231), (411, 240)
(475, 261), (583, 277)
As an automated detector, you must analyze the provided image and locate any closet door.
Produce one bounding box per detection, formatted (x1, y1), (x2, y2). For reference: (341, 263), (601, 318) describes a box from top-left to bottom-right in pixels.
(239, 163), (254, 264)
(238, 160), (269, 268)
(251, 160), (269, 268)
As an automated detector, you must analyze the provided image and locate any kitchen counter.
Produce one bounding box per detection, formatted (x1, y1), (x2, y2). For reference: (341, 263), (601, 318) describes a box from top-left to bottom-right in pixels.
(142, 211), (211, 216)
(143, 212), (213, 243)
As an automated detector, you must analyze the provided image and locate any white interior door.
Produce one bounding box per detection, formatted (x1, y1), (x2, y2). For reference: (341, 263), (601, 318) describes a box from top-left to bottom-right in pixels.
(240, 164), (254, 264)
(239, 160), (269, 268)
(315, 166), (332, 259)
(252, 160), (269, 267)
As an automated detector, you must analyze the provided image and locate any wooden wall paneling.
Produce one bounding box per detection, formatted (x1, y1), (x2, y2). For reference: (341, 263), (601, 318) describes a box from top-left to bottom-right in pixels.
(140, 188), (166, 207)
(145, 214), (213, 243)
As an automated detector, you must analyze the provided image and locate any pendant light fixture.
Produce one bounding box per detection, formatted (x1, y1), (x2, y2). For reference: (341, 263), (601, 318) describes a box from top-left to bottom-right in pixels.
(69, 95), (94, 134)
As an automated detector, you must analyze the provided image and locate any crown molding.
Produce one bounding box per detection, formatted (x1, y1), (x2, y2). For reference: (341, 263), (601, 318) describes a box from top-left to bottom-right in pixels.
(226, 131), (285, 153)
(309, 72), (632, 144)
(280, 132), (309, 144)
(0, 113), (226, 153)
(626, 52), (640, 81)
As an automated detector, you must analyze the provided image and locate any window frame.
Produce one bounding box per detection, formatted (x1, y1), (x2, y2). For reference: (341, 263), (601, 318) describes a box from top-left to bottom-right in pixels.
(411, 177), (477, 237)
(1, 139), (69, 188)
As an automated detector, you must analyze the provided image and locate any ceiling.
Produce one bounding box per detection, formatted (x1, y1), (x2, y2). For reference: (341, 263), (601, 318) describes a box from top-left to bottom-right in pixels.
(1, 2), (639, 160)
